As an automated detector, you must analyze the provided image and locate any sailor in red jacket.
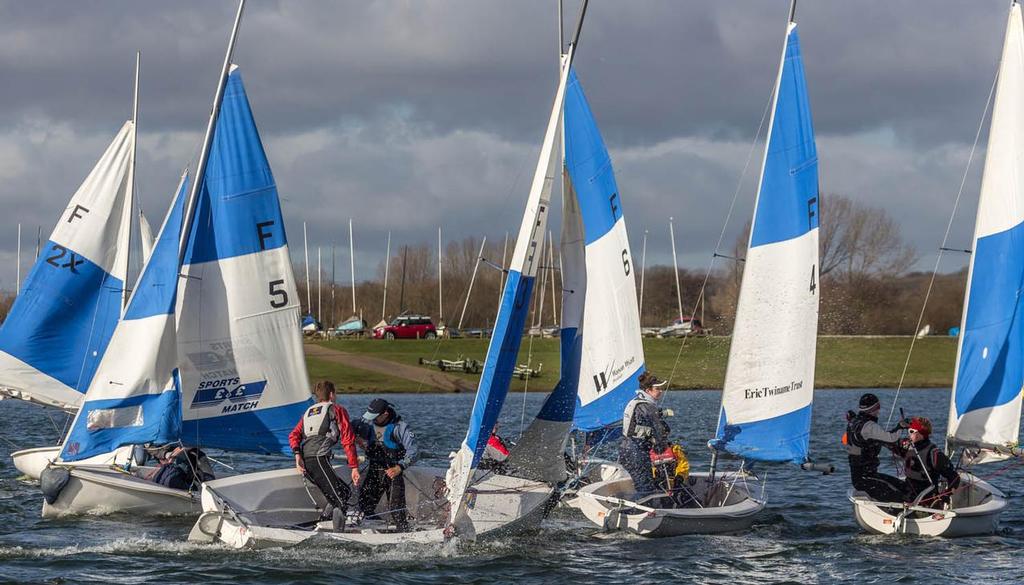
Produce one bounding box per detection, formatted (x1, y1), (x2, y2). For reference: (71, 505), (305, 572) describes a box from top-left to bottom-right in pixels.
(288, 380), (361, 530)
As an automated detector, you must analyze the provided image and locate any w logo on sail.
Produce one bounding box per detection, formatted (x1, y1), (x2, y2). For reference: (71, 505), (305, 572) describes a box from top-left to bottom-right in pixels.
(593, 372), (608, 393)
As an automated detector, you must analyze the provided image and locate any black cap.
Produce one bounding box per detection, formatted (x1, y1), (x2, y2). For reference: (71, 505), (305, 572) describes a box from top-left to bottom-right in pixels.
(858, 393), (880, 411)
(363, 398), (390, 421)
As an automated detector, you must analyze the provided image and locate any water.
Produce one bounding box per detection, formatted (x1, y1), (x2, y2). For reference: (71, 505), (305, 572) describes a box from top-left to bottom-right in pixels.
(1, 389), (1022, 584)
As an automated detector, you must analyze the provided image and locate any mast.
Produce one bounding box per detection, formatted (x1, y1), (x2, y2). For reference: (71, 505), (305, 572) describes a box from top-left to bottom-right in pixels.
(497, 231), (509, 312)
(548, 230), (558, 325)
(178, 0), (246, 263)
(317, 246), (322, 323)
(458, 237), (487, 330)
(669, 216), (683, 320)
(120, 51), (141, 311)
(381, 231), (391, 321)
(331, 244), (336, 327)
(437, 226), (443, 322)
(349, 218), (356, 314)
(15, 223), (20, 294)
(639, 229), (648, 325)
(303, 221), (310, 315)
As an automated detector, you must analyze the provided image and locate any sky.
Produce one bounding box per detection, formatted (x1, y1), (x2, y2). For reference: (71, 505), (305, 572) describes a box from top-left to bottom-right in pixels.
(0, 0), (1012, 291)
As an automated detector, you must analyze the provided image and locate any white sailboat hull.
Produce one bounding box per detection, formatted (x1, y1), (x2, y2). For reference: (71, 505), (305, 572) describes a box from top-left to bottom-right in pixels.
(40, 465), (197, 518)
(848, 473), (1006, 537)
(569, 471), (765, 537)
(12, 445), (133, 481)
(188, 465), (552, 549)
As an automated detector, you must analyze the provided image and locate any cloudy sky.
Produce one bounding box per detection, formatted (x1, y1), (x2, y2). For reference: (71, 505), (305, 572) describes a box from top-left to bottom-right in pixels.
(0, 1), (1012, 291)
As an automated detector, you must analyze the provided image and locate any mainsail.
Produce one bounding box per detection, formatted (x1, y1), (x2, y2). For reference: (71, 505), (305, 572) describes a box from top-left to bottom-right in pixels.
(947, 3), (1024, 460)
(0, 122), (136, 409)
(713, 21), (820, 465)
(564, 68), (645, 433)
(446, 46), (575, 525)
(176, 67), (312, 455)
(60, 174), (189, 461)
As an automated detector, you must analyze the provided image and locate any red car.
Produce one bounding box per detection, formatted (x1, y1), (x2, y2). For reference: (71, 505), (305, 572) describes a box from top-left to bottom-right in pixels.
(373, 315), (437, 340)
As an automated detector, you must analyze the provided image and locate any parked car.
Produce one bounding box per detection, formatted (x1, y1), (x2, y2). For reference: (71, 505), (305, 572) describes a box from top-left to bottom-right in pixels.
(373, 314), (437, 340)
(658, 316), (705, 338)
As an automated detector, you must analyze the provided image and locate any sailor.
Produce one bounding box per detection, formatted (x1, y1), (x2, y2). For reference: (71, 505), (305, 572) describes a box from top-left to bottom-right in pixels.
(619, 371), (671, 497)
(843, 393), (905, 502)
(352, 399), (419, 531)
(893, 416), (961, 506)
(287, 380), (361, 531)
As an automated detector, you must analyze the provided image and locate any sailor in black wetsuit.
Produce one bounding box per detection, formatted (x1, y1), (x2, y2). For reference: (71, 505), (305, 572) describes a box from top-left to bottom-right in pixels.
(351, 399), (419, 531)
(893, 417), (961, 506)
(844, 393), (905, 502)
(619, 372), (671, 497)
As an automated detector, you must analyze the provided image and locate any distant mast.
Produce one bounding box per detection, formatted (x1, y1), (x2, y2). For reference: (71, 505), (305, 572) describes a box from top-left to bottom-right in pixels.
(639, 229), (648, 324)
(349, 218), (356, 314)
(381, 231), (391, 321)
(303, 221), (310, 315)
(669, 216), (682, 320)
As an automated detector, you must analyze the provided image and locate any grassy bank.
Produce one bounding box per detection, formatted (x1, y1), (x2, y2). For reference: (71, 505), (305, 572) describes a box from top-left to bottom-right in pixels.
(306, 335), (958, 393)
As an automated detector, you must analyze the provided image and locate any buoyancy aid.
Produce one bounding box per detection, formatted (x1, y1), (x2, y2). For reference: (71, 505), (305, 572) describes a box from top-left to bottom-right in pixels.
(623, 393), (656, 443)
(904, 441), (939, 485)
(845, 412), (881, 469)
(367, 420), (406, 468)
(300, 401), (336, 459)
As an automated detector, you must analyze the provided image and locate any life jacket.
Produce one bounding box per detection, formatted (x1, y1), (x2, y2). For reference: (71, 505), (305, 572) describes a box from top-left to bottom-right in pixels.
(623, 393), (656, 444)
(366, 416), (406, 468)
(904, 440), (939, 486)
(299, 401), (336, 459)
(845, 412), (882, 468)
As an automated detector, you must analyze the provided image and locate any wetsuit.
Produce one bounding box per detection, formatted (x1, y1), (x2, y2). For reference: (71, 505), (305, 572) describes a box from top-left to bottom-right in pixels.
(352, 409), (419, 531)
(288, 401), (359, 514)
(845, 411), (904, 502)
(619, 391), (670, 496)
(894, 437), (961, 505)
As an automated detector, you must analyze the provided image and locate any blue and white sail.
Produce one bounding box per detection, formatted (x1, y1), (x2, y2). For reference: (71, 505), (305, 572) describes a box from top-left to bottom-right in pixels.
(60, 173), (189, 462)
(446, 49), (575, 523)
(176, 66), (312, 455)
(0, 122), (135, 410)
(505, 56), (588, 483)
(713, 22), (819, 465)
(947, 4), (1024, 462)
(564, 68), (645, 434)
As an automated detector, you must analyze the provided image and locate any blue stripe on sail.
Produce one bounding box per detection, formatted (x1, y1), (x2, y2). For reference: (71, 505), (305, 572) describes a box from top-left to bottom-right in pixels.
(534, 326), (581, 423)
(0, 246), (123, 392)
(574, 366), (644, 433)
(60, 374), (182, 462)
(124, 177), (188, 321)
(466, 269), (535, 466)
(183, 70), (287, 265)
(565, 68), (623, 246)
(181, 399), (312, 455)
(750, 27), (819, 249)
(954, 220), (1024, 417)
(712, 403), (811, 464)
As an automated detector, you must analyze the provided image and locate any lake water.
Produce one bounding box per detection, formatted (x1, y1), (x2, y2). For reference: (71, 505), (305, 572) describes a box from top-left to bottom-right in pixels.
(1, 388), (1021, 584)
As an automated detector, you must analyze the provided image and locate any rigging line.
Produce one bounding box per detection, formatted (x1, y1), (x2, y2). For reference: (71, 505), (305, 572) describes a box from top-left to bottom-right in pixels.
(519, 332), (536, 439)
(885, 62), (999, 428)
(665, 82), (775, 387)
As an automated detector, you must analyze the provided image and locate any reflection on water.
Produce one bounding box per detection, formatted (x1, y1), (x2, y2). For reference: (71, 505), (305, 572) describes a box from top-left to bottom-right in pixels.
(0, 389), (1021, 584)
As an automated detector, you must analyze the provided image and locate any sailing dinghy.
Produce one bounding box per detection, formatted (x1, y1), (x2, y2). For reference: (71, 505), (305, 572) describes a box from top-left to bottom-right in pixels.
(41, 2), (313, 517)
(188, 2), (593, 549)
(6, 55), (153, 480)
(848, 2), (1024, 537)
(573, 2), (828, 536)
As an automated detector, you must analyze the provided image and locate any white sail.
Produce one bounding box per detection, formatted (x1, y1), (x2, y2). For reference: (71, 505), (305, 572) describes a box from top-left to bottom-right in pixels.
(713, 22), (820, 465)
(139, 209), (155, 265)
(947, 4), (1024, 460)
(0, 121), (135, 409)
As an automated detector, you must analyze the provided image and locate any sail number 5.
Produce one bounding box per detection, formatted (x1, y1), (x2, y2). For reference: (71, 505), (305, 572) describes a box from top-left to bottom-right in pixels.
(269, 279), (288, 308)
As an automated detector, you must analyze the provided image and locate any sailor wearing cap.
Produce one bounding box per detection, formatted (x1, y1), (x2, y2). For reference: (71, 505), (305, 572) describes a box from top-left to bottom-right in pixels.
(619, 372), (671, 497)
(350, 398), (419, 531)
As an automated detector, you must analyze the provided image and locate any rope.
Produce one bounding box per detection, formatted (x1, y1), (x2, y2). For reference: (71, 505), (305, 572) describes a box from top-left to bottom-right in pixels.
(518, 333), (536, 438)
(885, 61), (999, 427)
(665, 83), (774, 388)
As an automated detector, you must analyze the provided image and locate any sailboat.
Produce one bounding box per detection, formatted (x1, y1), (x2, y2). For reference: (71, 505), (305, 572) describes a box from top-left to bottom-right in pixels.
(40, 1), (313, 517)
(187, 0), (592, 549)
(573, 1), (826, 536)
(4, 55), (146, 480)
(848, 2), (1022, 537)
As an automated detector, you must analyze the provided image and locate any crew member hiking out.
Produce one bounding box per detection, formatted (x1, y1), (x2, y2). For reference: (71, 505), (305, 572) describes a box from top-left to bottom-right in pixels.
(620, 371), (672, 498)
(843, 393), (905, 503)
(893, 416), (961, 507)
(288, 380), (361, 531)
(352, 399), (419, 532)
